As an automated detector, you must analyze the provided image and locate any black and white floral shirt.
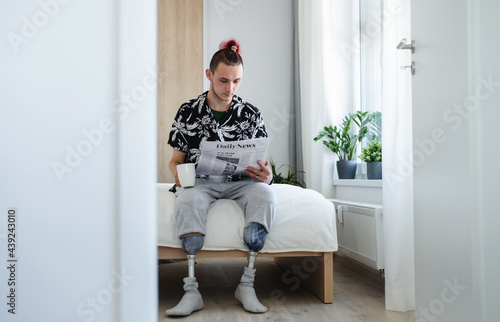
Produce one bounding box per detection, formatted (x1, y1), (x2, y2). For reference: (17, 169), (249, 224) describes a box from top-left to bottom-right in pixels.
(168, 91), (268, 164)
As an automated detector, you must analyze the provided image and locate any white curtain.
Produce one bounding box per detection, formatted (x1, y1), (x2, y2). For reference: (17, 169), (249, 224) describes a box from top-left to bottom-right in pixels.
(381, 0), (415, 311)
(299, 0), (415, 312)
(298, 0), (353, 196)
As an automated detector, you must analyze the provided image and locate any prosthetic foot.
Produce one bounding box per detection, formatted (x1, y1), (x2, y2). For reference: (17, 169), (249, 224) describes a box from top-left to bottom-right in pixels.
(235, 251), (267, 313)
(166, 254), (204, 316)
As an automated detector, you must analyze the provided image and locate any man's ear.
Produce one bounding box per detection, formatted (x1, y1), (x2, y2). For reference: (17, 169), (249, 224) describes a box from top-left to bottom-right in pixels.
(205, 69), (212, 81)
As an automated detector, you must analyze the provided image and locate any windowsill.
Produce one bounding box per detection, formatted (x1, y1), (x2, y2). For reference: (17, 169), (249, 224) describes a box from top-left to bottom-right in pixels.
(333, 179), (382, 187)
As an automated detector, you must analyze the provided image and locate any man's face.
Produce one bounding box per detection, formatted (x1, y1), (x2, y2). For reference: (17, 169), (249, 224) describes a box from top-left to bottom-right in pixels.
(206, 63), (243, 103)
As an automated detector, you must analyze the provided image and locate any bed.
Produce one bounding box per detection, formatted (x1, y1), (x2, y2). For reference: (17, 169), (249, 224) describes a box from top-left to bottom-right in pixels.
(157, 183), (338, 303)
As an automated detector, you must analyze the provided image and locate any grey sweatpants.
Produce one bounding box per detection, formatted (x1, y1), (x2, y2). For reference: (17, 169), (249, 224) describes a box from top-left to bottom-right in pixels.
(174, 179), (277, 238)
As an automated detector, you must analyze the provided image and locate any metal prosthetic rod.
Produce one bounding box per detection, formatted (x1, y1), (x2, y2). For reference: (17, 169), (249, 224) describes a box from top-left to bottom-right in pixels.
(247, 251), (258, 269)
(187, 254), (196, 278)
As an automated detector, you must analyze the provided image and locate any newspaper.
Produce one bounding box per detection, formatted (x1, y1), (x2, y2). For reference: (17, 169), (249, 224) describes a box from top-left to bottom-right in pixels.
(196, 138), (270, 176)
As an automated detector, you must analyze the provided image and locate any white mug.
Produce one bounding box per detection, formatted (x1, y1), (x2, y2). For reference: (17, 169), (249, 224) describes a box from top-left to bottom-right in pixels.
(176, 163), (196, 187)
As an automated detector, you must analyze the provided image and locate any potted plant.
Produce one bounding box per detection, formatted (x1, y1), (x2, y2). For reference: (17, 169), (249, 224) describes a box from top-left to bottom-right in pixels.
(359, 139), (382, 179)
(269, 159), (306, 188)
(313, 111), (370, 179)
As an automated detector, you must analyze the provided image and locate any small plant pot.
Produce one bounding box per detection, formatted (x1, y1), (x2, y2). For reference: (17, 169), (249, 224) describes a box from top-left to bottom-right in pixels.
(367, 161), (382, 180)
(337, 160), (357, 179)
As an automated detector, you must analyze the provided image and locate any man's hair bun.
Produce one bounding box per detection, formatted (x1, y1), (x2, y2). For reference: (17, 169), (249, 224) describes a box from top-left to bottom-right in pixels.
(219, 39), (241, 54)
(209, 39), (244, 72)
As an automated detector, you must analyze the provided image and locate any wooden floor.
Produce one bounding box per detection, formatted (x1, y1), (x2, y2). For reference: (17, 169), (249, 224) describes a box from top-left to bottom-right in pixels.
(158, 257), (414, 321)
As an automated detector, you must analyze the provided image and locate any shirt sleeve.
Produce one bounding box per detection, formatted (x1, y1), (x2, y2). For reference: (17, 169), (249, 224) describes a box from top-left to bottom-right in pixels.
(253, 111), (268, 139)
(167, 104), (190, 153)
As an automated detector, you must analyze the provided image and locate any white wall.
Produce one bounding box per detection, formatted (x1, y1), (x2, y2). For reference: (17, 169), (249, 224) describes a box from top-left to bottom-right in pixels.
(334, 183), (383, 205)
(204, 0), (293, 168)
(0, 1), (157, 321)
(475, 4), (500, 320)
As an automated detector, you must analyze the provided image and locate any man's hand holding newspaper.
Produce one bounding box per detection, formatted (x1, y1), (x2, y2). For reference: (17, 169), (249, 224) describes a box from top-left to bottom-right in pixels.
(196, 138), (270, 178)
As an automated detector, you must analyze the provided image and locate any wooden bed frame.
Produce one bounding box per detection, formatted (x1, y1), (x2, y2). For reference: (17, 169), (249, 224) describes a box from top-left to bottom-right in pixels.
(158, 246), (333, 303)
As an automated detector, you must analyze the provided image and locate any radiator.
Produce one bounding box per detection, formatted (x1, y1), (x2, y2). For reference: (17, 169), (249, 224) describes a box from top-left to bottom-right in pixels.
(330, 199), (384, 270)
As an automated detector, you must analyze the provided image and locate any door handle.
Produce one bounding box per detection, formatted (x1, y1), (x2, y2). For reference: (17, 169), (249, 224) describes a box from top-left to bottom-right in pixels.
(397, 38), (415, 53)
(401, 61), (415, 75)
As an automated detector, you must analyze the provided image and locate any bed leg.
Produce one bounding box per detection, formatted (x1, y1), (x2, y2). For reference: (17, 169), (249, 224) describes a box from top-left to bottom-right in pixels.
(322, 252), (334, 303)
(274, 252), (333, 304)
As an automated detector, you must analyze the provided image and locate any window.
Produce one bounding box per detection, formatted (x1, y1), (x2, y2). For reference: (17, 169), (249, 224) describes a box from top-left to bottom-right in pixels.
(353, 0), (383, 150)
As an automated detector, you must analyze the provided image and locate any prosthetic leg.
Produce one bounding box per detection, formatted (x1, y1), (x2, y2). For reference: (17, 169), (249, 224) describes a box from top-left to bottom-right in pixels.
(166, 235), (204, 316)
(235, 223), (268, 313)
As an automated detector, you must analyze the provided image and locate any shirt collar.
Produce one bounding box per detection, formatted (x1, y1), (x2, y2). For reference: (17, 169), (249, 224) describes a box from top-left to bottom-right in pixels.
(202, 91), (241, 112)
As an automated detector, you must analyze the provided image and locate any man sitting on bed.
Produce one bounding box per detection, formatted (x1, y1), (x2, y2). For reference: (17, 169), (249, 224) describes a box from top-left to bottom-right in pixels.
(166, 39), (277, 317)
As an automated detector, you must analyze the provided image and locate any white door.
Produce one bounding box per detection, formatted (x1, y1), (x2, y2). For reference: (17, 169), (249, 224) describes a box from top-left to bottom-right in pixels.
(412, 1), (500, 321)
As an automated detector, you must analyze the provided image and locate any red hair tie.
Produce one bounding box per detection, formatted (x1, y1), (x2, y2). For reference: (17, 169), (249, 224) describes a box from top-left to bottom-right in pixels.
(219, 39), (241, 54)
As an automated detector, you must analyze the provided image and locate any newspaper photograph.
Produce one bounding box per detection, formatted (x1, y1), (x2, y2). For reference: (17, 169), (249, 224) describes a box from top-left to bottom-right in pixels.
(196, 138), (270, 176)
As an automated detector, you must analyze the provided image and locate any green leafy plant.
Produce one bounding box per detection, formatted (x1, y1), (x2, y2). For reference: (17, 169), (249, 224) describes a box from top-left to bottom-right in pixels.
(359, 139), (382, 162)
(313, 111), (370, 160)
(269, 159), (306, 188)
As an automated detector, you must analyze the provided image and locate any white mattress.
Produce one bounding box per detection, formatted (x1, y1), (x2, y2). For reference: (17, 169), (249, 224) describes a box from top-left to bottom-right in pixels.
(157, 183), (338, 253)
